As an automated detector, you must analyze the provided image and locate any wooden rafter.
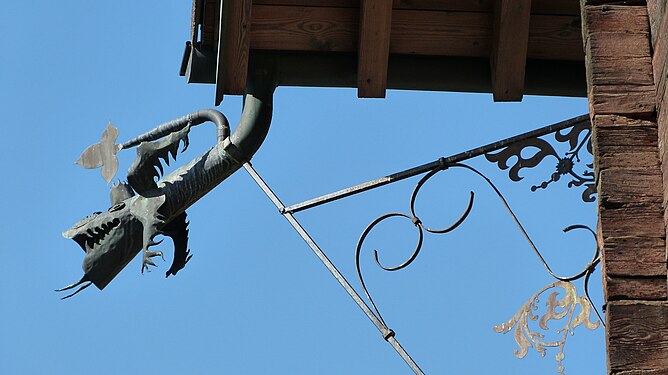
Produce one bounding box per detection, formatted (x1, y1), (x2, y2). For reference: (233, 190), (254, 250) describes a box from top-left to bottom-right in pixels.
(490, 0), (532, 101)
(358, 0), (393, 98)
(216, 0), (252, 105)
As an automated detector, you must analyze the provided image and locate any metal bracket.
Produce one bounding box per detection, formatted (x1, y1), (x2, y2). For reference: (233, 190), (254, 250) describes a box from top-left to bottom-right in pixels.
(244, 115), (600, 374)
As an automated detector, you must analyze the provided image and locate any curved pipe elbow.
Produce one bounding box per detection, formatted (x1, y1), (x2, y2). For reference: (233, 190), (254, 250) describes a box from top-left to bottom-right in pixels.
(230, 68), (277, 162)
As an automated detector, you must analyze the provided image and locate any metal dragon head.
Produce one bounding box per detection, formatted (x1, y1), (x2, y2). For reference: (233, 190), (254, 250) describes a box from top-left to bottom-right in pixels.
(58, 183), (145, 298)
(59, 118), (196, 299)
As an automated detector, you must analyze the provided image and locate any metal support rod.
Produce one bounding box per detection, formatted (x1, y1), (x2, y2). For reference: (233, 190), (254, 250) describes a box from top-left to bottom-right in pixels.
(243, 162), (425, 375)
(283, 114), (590, 214)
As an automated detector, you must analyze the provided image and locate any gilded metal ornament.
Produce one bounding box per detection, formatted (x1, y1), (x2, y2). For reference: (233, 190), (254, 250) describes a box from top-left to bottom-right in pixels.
(494, 281), (600, 375)
(352, 162), (602, 374)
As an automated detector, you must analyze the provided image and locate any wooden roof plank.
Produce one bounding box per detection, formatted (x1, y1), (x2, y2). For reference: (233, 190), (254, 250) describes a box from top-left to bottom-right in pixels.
(251, 5), (359, 52)
(490, 0), (532, 101)
(250, 5), (582, 61)
(216, 0), (252, 105)
(358, 0), (393, 98)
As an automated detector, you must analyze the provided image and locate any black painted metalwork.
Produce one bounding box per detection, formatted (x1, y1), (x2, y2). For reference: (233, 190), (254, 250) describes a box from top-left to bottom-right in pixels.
(353, 162), (602, 329)
(485, 117), (595, 202)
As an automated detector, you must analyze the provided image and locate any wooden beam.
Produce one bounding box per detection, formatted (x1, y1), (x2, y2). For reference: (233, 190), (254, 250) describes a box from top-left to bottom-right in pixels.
(250, 6), (583, 61)
(357, 0), (393, 98)
(607, 301), (668, 372)
(215, 0), (252, 105)
(582, 4), (668, 373)
(253, 0), (581, 15)
(490, 0), (532, 101)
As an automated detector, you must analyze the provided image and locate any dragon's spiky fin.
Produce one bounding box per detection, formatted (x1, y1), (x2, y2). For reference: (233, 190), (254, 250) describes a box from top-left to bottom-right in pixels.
(127, 125), (190, 194)
(161, 212), (192, 277)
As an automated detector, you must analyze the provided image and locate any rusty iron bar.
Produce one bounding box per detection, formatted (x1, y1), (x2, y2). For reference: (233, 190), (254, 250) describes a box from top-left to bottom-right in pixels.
(243, 162), (425, 375)
(283, 114), (590, 214)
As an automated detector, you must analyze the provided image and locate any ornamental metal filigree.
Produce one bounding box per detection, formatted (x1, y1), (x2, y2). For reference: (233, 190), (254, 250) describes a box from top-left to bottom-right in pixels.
(494, 281), (600, 375)
(485, 117), (595, 202)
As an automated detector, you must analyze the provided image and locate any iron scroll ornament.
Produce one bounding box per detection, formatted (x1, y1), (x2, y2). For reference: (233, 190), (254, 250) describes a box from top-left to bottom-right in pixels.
(485, 118), (595, 202)
(354, 162), (601, 374)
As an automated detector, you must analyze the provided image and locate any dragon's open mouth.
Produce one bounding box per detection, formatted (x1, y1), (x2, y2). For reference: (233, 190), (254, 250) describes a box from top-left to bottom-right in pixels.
(59, 203), (129, 299)
(75, 218), (121, 252)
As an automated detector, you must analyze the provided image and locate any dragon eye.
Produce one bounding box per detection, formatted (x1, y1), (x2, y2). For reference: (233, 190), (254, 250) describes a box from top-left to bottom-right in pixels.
(109, 202), (125, 212)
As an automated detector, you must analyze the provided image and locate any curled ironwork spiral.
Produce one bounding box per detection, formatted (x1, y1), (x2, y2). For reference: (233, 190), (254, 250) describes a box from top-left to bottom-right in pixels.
(355, 162), (603, 331)
(355, 166), (474, 325)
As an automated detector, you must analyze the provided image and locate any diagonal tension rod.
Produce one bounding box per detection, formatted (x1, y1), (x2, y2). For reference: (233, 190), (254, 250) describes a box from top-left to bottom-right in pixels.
(244, 163), (426, 375)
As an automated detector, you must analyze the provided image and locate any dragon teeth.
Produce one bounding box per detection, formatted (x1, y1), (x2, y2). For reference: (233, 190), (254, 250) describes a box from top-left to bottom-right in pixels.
(85, 238), (95, 250)
(169, 144), (178, 159)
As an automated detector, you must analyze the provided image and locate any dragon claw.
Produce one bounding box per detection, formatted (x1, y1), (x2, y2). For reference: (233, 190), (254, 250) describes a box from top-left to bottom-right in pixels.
(181, 136), (190, 152)
(147, 238), (164, 247)
(141, 249), (164, 273)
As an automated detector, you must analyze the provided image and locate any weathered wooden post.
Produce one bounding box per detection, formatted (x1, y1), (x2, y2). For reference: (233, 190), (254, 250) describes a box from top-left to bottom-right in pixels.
(581, 1), (668, 372)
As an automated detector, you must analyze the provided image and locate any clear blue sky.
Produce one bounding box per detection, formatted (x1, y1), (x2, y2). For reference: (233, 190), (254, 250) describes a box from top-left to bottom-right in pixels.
(1, 2), (603, 374)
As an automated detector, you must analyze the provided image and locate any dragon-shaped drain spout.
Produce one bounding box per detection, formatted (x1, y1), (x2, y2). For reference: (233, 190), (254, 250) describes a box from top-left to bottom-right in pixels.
(59, 70), (276, 299)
